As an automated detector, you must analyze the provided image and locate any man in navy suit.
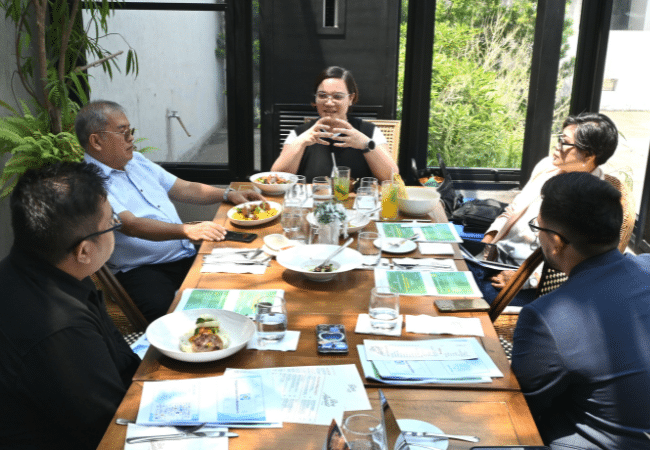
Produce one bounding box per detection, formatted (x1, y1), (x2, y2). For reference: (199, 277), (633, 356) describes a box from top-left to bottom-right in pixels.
(511, 172), (650, 449)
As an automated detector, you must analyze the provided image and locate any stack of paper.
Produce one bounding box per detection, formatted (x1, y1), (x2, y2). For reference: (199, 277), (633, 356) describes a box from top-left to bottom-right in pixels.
(376, 222), (463, 243)
(177, 288), (285, 317)
(374, 269), (482, 297)
(358, 338), (503, 385)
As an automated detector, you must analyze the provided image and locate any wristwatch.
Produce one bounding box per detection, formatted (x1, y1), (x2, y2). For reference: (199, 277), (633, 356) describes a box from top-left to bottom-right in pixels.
(361, 139), (376, 154)
(223, 187), (234, 202)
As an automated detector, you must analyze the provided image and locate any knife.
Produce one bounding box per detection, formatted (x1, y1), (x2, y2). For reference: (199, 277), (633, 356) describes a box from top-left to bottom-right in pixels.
(378, 389), (403, 450)
(126, 430), (238, 444)
(403, 431), (480, 443)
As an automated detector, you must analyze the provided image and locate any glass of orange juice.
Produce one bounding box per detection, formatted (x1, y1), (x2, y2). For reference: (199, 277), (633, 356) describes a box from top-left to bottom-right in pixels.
(380, 180), (399, 220)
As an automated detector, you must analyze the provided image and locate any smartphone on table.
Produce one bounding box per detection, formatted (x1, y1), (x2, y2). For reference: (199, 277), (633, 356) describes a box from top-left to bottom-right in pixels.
(435, 298), (490, 312)
(224, 230), (257, 243)
(316, 324), (349, 354)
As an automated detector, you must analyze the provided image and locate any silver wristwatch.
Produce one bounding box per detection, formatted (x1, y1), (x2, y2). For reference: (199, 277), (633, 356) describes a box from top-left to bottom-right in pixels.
(223, 187), (234, 202)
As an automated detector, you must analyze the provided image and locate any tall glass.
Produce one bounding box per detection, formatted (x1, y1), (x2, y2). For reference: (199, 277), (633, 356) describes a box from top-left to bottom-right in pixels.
(333, 166), (351, 202)
(354, 187), (378, 217)
(312, 176), (333, 205)
(285, 175), (307, 207)
(380, 180), (399, 220)
(255, 296), (288, 344)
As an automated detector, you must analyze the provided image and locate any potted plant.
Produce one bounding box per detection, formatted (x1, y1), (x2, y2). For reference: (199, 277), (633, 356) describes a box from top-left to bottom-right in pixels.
(313, 201), (348, 243)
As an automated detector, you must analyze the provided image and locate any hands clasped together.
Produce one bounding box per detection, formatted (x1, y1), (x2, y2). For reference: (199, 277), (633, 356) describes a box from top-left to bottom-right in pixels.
(299, 117), (370, 150)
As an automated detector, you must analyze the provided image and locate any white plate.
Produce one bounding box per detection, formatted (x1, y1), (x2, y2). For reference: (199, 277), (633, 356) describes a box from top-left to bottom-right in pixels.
(227, 201), (283, 227)
(375, 238), (417, 254)
(262, 234), (300, 256)
(395, 419), (449, 450)
(146, 309), (255, 363)
(249, 172), (296, 195)
(276, 244), (364, 282)
(306, 210), (371, 234)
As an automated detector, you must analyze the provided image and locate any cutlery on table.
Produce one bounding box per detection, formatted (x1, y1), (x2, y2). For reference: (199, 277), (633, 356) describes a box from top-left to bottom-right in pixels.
(313, 237), (354, 271)
(388, 235), (418, 248)
(203, 257), (271, 265)
(245, 248), (264, 259)
(125, 430), (238, 444)
(392, 261), (454, 271)
(403, 430), (480, 443)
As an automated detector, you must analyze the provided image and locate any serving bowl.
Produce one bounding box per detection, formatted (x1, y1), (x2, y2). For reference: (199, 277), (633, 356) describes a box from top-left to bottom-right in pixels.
(398, 187), (441, 216)
(249, 172), (296, 195)
(227, 201), (283, 227)
(276, 244), (364, 281)
(146, 308), (255, 363)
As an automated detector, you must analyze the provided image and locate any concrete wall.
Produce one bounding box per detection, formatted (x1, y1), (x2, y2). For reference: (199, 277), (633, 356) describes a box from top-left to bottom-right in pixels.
(84, 9), (226, 163)
(601, 31), (650, 110)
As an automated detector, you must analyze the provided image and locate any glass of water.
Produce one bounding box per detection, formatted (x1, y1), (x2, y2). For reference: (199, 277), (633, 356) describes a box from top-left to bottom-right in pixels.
(312, 176), (332, 204)
(281, 210), (299, 238)
(358, 231), (382, 266)
(354, 187), (379, 217)
(255, 296), (288, 344)
(369, 287), (399, 330)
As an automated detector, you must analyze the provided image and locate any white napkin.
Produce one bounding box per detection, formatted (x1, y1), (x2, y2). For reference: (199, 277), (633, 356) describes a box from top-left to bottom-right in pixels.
(392, 258), (457, 271)
(202, 249), (269, 274)
(247, 330), (300, 351)
(125, 424), (228, 450)
(418, 243), (455, 255)
(355, 314), (403, 336)
(405, 314), (485, 337)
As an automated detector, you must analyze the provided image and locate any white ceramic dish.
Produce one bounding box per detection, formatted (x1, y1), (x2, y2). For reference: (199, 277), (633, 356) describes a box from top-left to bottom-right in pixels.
(306, 210), (371, 234)
(262, 234), (300, 256)
(276, 244), (364, 281)
(146, 308), (255, 363)
(228, 201), (283, 227)
(249, 172), (296, 195)
(398, 187), (441, 216)
(375, 237), (418, 254)
(395, 419), (449, 450)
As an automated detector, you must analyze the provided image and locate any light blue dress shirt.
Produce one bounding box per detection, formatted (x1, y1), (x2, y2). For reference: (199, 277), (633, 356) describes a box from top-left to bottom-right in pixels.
(85, 152), (196, 273)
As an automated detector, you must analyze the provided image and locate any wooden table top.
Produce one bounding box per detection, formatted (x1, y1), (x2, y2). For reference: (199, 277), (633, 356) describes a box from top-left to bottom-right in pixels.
(99, 185), (538, 449)
(98, 383), (542, 449)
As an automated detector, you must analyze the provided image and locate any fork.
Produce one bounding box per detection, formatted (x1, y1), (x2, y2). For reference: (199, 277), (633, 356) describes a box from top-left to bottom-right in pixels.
(389, 235), (418, 247)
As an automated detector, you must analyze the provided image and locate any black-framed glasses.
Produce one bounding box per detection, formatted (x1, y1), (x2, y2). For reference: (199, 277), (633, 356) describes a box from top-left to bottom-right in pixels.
(555, 134), (582, 152)
(528, 218), (570, 244)
(98, 128), (136, 140)
(315, 91), (351, 103)
(69, 212), (122, 251)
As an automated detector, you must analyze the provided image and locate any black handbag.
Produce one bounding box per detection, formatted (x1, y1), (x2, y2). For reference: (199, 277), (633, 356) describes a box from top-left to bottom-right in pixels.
(451, 198), (507, 233)
(435, 153), (464, 219)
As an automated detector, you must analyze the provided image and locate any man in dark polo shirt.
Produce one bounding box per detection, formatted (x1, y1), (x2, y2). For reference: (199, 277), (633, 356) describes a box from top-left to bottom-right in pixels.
(0, 162), (140, 449)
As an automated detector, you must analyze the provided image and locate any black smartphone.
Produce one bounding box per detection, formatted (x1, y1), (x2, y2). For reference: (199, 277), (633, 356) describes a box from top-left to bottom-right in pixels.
(224, 230), (257, 243)
(471, 447), (550, 450)
(435, 298), (490, 312)
(316, 324), (349, 354)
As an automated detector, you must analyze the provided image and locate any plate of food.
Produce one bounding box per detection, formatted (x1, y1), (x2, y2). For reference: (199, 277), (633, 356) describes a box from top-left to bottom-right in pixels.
(249, 172), (296, 195)
(146, 308), (255, 363)
(228, 201), (283, 226)
(276, 244), (363, 282)
(306, 210), (371, 234)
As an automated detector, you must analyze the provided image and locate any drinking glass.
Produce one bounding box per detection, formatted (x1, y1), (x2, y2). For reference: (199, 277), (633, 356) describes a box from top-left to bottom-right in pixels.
(285, 175), (307, 207)
(369, 287), (399, 329)
(292, 208), (310, 244)
(281, 211), (299, 238)
(359, 177), (379, 199)
(333, 166), (351, 202)
(354, 187), (379, 217)
(342, 414), (385, 450)
(312, 176), (333, 204)
(255, 296), (288, 344)
(380, 180), (399, 220)
(358, 232), (382, 266)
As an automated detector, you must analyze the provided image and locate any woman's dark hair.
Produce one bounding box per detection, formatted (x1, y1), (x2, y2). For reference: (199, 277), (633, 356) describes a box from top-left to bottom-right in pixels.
(313, 66), (359, 104)
(10, 162), (108, 265)
(540, 172), (622, 254)
(562, 112), (618, 166)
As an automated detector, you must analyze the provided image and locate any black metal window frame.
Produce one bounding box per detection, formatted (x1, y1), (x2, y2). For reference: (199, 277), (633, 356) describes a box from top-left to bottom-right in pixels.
(81, 0), (253, 185)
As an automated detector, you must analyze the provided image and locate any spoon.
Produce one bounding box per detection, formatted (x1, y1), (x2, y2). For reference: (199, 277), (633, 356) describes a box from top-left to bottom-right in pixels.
(313, 238), (354, 271)
(389, 235), (418, 248)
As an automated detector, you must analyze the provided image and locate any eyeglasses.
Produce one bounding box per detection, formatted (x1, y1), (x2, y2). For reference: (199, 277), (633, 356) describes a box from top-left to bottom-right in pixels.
(555, 135), (582, 152)
(528, 218), (570, 244)
(98, 128), (136, 140)
(315, 91), (351, 103)
(68, 212), (122, 251)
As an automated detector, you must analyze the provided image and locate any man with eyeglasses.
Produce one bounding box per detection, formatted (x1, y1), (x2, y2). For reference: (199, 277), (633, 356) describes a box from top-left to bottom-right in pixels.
(77, 100), (264, 322)
(511, 172), (650, 449)
(0, 162), (140, 449)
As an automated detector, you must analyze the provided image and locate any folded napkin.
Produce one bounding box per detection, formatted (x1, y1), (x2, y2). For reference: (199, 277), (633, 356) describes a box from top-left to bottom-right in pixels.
(125, 424), (228, 450)
(391, 258), (456, 271)
(418, 243), (455, 255)
(202, 248), (269, 274)
(355, 314), (403, 336)
(247, 330), (300, 351)
(405, 314), (484, 337)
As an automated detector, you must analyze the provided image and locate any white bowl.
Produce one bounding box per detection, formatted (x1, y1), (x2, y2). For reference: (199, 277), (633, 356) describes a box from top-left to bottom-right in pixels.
(146, 308), (255, 363)
(227, 201), (283, 227)
(398, 187), (441, 216)
(249, 172), (296, 195)
(276, 244), (364, 281)
(306, 210), (371, 234)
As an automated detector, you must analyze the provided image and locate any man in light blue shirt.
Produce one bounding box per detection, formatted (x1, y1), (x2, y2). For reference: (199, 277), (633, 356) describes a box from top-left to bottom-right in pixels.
(77, 100), (263, 321)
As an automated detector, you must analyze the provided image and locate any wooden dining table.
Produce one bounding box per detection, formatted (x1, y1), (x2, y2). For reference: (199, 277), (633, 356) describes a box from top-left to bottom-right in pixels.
(98, 184), (543, 449)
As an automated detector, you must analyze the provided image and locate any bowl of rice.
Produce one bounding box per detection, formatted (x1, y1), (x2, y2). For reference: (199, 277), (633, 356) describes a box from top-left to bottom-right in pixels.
(249, 172), (296, 195)
(228, 201), (283, 227)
